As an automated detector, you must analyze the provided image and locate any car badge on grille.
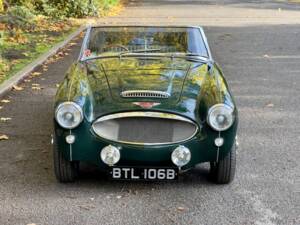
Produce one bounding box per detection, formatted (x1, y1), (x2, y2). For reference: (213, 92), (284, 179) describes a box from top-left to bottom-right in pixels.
(133, 102), (160, 109)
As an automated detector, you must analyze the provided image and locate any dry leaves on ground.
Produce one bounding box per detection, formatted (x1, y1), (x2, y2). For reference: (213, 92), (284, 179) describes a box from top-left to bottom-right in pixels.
(0, 117), (12, 122)
(266, 103), (274, 107)
(32, 86), (43, 90)
(69, 42), (77, 46)
(0, 134), (9, 140)
(177, 206), (186, 212)
(0, 99), (10, 103)
(12, 85), (24, 91)
(31, 72), (42, 77)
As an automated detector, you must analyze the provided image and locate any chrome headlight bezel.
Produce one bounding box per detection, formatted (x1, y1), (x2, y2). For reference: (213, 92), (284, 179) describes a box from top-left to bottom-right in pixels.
(55, 102), (83, 129)
(207, 103), (235, 131)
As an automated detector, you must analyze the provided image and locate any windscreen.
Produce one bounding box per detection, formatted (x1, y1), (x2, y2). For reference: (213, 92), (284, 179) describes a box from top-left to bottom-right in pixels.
(87, 27), (208, 57)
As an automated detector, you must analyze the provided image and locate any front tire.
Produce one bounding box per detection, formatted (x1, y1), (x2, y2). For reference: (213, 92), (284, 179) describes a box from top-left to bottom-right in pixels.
(53, 137), (79, 183)
(210, 143), (236, 184)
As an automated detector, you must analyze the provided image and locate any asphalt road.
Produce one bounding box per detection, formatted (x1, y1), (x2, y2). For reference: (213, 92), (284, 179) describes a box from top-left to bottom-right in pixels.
(0, 1), (299, 225)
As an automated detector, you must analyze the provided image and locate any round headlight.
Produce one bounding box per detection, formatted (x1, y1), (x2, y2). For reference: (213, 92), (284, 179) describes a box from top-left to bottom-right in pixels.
(55, 102), (83, 129)
(207, 104), (234, 131)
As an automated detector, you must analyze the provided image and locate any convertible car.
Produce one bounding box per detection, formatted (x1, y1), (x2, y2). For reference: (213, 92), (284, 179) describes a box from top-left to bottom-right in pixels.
(53, 26), (238, 184)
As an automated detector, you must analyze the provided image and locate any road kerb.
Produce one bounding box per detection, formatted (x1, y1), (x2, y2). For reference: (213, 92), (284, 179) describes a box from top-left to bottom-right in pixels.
(0, 25), (86, 97)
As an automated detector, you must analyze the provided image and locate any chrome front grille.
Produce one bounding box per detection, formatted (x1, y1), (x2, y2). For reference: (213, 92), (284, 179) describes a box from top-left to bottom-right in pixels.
(92, 112), (198, 145)
(121, 90), (170, 99)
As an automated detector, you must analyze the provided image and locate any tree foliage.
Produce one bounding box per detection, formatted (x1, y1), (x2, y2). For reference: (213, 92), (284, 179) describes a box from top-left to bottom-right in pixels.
(4, 0), (120, 18)
(0, 0), (4, 13)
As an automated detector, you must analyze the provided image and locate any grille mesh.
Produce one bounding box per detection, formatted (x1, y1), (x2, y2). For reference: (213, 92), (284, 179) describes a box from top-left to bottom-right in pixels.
(121, 90), (170, 99)
(92, 115), (197, 145)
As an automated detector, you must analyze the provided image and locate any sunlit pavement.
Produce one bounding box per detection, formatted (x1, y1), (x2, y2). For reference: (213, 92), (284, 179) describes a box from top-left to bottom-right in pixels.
(0, 1), (299, 224)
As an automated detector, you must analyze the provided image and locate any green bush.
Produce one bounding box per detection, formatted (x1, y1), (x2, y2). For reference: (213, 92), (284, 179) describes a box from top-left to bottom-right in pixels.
(5, 0), (120, 18)
(0, 5), (36, 30)
(44, 0), (96, 18)
(41, 2), (66, 19)
(7, 5), (35, 20)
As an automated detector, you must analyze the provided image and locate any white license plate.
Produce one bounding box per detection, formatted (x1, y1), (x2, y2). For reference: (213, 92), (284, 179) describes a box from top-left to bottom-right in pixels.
(110, 167), (178, 180)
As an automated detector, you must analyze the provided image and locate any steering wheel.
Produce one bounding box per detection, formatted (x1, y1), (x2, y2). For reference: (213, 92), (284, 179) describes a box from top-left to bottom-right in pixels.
(102, 44), (129, 52)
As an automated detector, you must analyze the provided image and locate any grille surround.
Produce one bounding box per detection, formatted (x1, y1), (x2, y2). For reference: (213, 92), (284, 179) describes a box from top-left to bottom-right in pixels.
(121, 90), (170, 99)
(92, 112), (198, 145)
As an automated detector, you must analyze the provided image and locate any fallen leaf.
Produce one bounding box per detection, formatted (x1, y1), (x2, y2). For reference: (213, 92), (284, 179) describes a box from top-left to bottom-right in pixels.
(0, 99), (10, 103)
(69, 42), (77, 46)
(0, 134), (9, 140)
(31, 72), (42, 77)
(32, 86), (42, 90)
(0, 117), (12, 122)
(12, 85), (24, 91)
(177, 206), (186, 212)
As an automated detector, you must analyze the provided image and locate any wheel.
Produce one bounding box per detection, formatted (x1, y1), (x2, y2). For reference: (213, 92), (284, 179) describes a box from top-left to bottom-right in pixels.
(210, 143), (236, 184)
(53, 137), (79, 183)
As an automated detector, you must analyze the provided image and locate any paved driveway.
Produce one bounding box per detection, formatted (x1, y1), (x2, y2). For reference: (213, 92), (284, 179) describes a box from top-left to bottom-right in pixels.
(0, 1), (299, 224)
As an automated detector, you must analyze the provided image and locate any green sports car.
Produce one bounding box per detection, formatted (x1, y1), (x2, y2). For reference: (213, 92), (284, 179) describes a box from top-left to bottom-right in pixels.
(53, 26), (238, 184)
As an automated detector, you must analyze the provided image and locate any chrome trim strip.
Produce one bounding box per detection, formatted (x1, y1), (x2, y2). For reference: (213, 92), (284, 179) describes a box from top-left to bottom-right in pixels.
(78, 26), (91, 61)
(69, 130), (73, 161)
(92, 112), (198, 146)
(121, 90), (170, 99)
(198, 27), (213, 61)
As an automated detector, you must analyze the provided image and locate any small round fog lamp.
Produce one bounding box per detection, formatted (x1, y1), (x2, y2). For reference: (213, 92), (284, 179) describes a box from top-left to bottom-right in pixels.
(65, 135), (75, 144)
(100, 145), (120, 166)
(171, 146), (191, 167)
(214, 137), (224, 147)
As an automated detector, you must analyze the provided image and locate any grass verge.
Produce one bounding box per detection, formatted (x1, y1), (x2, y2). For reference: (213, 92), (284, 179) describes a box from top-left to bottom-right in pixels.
(0, 0), (126, 85)
(0, 18), (79, 84)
